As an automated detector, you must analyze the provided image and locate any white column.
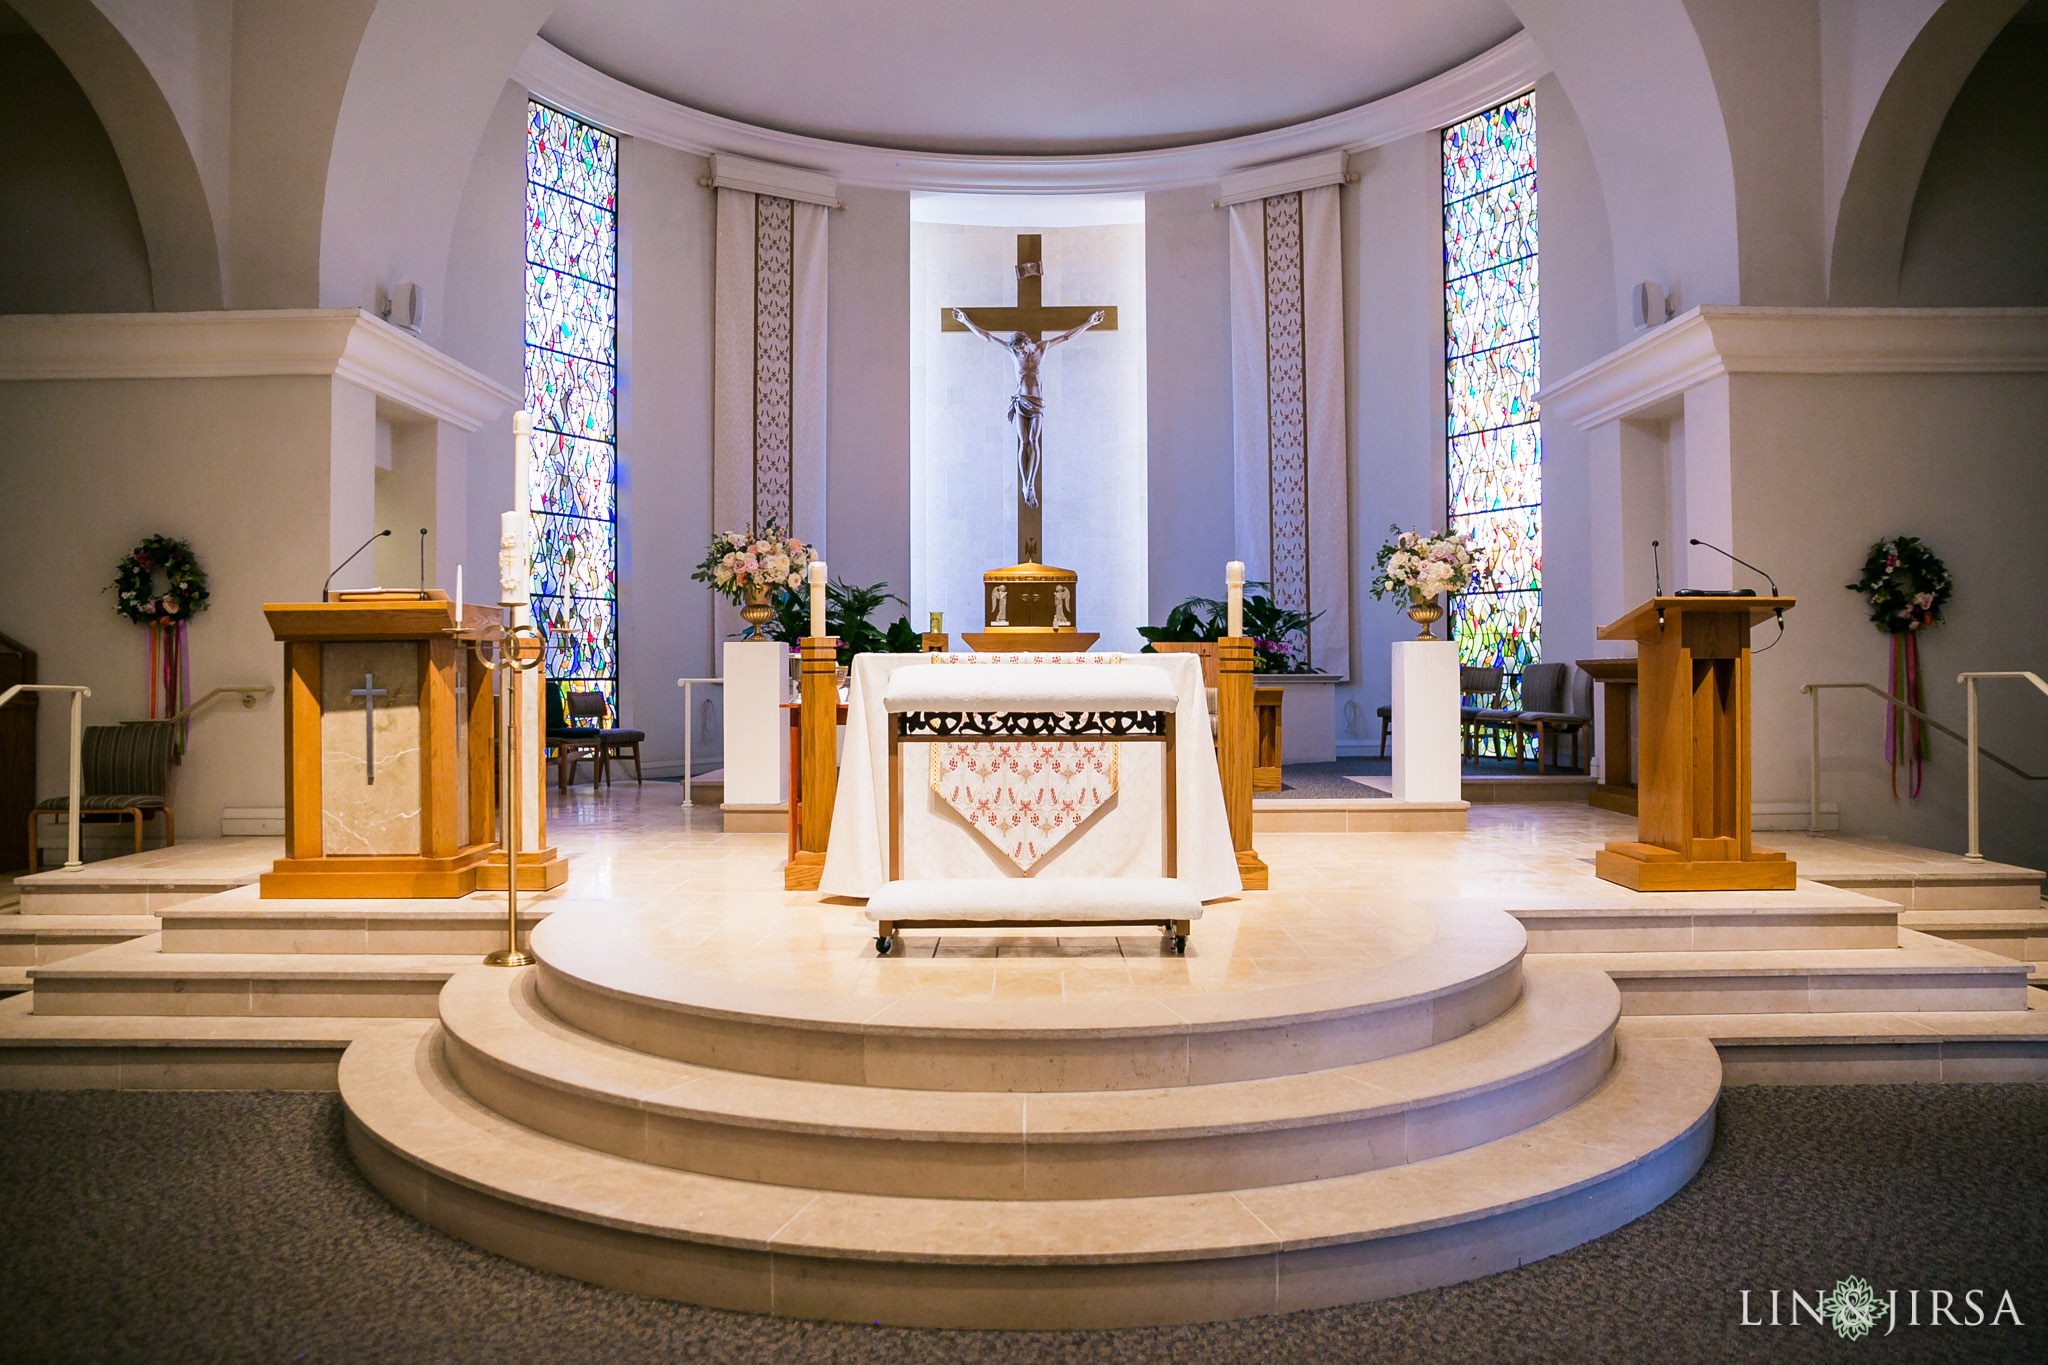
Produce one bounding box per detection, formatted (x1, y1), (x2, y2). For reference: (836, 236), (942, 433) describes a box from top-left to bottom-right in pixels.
(721, 639), (789, 805)
(1391, 640), (1461, 803)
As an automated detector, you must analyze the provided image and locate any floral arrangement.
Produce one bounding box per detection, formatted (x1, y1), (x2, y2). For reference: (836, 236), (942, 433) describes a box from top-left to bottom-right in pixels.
(1846, 536), (1951, 634)
(1846, 536), (1952, 800)
(690, 522), (813, 605)
(110, 534), (209, 623)
(1370, 525), (1477, 603)
(1137, 587), (1322, 674)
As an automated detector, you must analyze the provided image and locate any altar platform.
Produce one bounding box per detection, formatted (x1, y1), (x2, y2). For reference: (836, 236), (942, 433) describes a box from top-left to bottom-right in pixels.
(3, 790), (2044, 1326)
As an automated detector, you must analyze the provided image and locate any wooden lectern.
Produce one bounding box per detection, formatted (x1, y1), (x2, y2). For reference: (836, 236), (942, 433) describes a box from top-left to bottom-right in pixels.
(260, 596), (503, 898)
(1592, 596), (1797, 892)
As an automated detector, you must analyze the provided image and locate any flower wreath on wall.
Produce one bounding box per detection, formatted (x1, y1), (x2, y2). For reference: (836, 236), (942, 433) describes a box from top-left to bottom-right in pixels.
(1845, 536), (1951, 798)
(109, 535), (210, 756)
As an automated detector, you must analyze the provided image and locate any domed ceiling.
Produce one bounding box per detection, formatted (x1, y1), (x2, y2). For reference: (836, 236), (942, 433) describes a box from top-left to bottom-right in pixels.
(539, 0), (1522, 154)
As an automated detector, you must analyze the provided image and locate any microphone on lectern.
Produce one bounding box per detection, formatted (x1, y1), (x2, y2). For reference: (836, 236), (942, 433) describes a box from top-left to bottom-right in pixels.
(417, 528), (429, 600)
(1651, 540), (1664, 629)
(324, 529), (391, 601)
(1689, 537), (1786, 646)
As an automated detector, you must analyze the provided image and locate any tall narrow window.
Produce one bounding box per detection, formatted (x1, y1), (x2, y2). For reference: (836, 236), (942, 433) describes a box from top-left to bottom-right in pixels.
(1443, 94), (1538, 721)
(525, 102), (618, 707)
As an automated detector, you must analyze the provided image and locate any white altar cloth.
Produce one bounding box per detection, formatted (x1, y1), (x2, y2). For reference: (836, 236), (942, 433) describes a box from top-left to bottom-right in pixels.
(820, 652), (1241, 901)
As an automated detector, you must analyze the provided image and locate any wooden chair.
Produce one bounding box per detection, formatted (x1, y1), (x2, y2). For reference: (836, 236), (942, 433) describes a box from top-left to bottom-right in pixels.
(545, 683), (603, 791)
(28, 722), (174, 871)
(1511, 662), (1595, 773)
(1458, 666), (1506, 757)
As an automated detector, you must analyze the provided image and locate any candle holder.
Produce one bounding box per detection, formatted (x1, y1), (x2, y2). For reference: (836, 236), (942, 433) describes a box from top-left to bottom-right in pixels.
(481, 618), (546, 968)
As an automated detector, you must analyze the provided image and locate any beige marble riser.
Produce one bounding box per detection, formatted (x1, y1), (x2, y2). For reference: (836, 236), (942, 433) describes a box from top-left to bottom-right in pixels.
(435, 967), (1620, 1201)
(0, 916), (159, 966)
(340, 1027), (1718, 1328)
(1529, 935), (2033, 1016)
(26, 935), (472, 1019)
(1619, 1011), (2048, 1085)
(1812, 874), (2042, 912)
(0, 1001), (414, 1090)
(1897, 909), (2048, 963)
(1514, 910), (1898, 954)
(18, 886), (228, 917)
(531, 902), (1529, 1092)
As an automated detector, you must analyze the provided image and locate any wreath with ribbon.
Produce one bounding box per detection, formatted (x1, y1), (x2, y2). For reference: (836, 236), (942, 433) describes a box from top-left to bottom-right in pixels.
(112, 534), (209, 623)
(109, 535), (210, 754)
(1846, 536), (1951, 798)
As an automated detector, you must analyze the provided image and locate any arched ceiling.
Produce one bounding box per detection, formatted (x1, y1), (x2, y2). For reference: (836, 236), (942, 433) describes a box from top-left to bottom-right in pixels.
(539, 0), (1522, 154)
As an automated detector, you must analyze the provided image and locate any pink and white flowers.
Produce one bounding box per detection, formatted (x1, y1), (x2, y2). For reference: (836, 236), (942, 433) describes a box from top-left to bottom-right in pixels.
(1371, 525), (1479, 604)
(692, 523), (813, 604)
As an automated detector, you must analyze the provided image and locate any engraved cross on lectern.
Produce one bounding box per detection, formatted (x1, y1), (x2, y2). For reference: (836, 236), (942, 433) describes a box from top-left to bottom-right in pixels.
(943, 233), (1116, 564)
(350, 673), (388, 784)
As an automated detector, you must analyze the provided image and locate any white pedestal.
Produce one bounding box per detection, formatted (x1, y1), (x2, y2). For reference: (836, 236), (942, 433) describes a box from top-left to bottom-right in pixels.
(1391, 640), (1460, 803)
(722, 640), (788, 806)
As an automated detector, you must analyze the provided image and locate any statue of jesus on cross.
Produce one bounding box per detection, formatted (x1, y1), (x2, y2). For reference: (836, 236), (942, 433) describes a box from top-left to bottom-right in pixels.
(944, 234), (1115, 564)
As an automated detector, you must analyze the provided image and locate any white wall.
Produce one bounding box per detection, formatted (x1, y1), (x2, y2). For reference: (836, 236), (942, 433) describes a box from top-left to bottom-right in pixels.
(829, 187), (912, 598)
(911, 219), (1148, 650)
(1734, 369), (2048, 871)
(0, 373), (368, 838)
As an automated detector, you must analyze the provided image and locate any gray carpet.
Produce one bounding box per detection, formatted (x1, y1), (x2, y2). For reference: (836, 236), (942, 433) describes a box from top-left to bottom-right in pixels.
(1, 1085), (2044, 1363)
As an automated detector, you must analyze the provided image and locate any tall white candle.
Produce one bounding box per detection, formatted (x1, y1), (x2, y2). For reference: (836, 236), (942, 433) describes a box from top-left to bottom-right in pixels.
(1226, 561), (1245, 638)
(455, 564), (463, 628)
(512, 409), (532, 518)
(809, 560), (828, 639)
(499, 511), (528, 605)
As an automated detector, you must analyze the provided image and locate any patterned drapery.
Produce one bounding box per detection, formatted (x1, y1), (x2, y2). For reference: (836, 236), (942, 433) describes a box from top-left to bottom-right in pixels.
(1228, 184), (1349, 677)
(714, 189), (828, 547)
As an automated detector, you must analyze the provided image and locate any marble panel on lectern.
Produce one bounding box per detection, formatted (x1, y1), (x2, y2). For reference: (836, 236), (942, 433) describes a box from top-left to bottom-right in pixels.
(319, 640), (423, 855)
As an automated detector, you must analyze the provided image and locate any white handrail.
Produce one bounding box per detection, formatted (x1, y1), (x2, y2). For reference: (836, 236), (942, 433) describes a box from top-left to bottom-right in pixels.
(0, 683), (93, 870)
(674, 676), (724, 808)
(1957, 671), (2048, 861)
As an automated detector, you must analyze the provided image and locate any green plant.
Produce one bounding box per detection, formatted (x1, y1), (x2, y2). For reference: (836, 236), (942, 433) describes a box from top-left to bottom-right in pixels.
(764, 578), (924, 664)
(1136, 584), (1322, 673)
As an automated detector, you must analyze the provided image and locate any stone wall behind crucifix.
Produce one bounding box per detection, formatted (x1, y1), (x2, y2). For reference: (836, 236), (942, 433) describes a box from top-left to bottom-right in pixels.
(909, 220), (1148, 649)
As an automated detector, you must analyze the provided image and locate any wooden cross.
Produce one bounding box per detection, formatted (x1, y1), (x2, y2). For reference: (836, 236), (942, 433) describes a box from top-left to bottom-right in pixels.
(942, 234), (1116, 564)
(350, 673), (388, 785)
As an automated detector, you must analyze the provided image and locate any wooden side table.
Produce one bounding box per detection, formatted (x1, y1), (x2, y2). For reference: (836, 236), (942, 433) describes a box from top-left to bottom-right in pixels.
(1576, 657), (1639, 816)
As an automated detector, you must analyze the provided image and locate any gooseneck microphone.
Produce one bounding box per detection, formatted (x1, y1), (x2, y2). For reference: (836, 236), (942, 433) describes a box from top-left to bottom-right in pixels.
(417, 528), (429, 599)
(1651, 539), (1665, 629)
(324, 529), (391, 601)
(1689, 537), (1786, 650)
(1688, 537), (1777, 596)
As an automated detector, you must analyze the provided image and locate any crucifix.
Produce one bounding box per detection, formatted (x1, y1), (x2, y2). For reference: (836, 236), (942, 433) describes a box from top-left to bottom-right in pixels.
(350, 672), (388, 784)
(943, 233), (1116, 564)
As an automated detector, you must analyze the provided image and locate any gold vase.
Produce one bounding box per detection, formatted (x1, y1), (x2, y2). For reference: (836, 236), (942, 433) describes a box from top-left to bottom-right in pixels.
(739, 582), (776, 627)
(1406, 597), (1445, 640)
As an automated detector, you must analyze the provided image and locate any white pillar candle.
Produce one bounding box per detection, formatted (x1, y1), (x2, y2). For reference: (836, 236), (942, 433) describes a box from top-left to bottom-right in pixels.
(455, 564), (463, 627)
(499, 511), (528, 605)
(809, 560), (828, 638)
(1226, 561), (1245, 637)
(512, 409), (532, 518)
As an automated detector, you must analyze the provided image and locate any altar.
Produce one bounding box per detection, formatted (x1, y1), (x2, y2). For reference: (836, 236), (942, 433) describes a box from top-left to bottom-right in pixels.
(819, 651), (1241, 900)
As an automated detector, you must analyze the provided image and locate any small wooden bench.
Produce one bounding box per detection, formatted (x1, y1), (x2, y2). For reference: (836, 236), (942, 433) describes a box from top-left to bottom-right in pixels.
(865, 876), (1201, 956)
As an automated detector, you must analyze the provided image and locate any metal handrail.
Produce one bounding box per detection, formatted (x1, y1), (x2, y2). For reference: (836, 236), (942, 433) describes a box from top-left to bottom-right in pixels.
(0, 683), (92, 870)
(674, 676), (725, 808)
(1801, 679), (2047, 854)
(157, 684), (273, 725)
(1958, 671), (2048, 860)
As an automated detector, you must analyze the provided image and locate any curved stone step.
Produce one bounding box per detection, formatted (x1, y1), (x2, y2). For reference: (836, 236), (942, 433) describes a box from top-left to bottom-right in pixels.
(530, 900), (1527, 1091)
(437, 965), (1620, 1199)
(340, 1026), (1719, 1328)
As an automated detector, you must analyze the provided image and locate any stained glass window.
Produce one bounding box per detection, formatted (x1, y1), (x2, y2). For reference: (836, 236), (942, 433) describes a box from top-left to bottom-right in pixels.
(525, 103), (618, 708)
(1444, 94), (1539, 734)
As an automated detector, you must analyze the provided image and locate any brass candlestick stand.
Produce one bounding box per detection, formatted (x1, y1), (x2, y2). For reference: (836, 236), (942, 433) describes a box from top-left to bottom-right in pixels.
(480, 619), (546, 967)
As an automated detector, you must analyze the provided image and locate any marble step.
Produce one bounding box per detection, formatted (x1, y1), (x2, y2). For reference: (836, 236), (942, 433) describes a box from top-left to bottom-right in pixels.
(530, 900), (1528, 1091)
(26, 934), (474, 1018)
(14, 837), (276, 916)
(1813, 865), (2042, 912)
(1898, 908), (2048, 963)
(341, 1025), (1719, 1329)
(439, 965), (1620, 1200)
(158, 884), (553, 955)
(0, 995), (415, 1089)
(1506, 885), (1900, 953)
(0, 915), (159, 968)
(1621, 1003), (2048, 1084)
(1525, 929), (2032, 1015)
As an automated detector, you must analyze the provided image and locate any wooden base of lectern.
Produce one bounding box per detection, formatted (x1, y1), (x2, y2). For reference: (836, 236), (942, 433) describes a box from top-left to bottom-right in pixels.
(1595, 841), (1796, 892)
(784, 849), (827, 890)
(261, 845), (500, 899)
(1236, 847), (1269, 892)
(475, 847), (569, 892)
